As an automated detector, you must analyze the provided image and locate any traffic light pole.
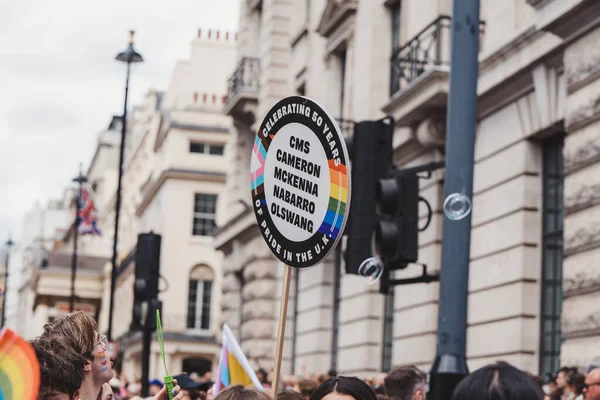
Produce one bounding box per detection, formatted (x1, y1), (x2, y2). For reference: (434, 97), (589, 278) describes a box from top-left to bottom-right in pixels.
(429, 0), (481, 399)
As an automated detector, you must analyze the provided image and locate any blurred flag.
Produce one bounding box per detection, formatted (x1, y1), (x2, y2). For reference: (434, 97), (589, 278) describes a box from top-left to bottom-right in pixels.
(77, 188), (101, 235)
(0, 328), (40, 400)
(213, 324), (263, 395)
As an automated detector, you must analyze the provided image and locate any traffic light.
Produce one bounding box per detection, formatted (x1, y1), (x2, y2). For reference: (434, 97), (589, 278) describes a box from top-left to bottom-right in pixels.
(374, 173), (419, 268)
(131, 232), (161, 331)
(344, 117), (395, 274)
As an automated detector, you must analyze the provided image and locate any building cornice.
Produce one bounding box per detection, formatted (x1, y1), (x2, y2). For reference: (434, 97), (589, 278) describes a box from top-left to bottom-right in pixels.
(317, 0), (357, 38)
(154, 112), (229, 152)
(212, 206), (258, 252)
(136, 168), (227, 217)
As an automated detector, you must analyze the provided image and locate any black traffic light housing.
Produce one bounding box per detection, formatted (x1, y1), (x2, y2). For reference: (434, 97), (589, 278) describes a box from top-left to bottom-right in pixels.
(344, 117), (395, 275)
(374, 172), (419, 268)
(131, 232), (161, 331)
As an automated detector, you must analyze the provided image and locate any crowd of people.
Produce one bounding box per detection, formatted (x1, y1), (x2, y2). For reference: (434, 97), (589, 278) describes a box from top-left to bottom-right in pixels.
(29, 311), (600, 400)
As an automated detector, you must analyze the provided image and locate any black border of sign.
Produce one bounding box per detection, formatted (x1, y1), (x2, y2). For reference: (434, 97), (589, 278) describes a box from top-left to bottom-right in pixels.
(250, 96), (352, 268)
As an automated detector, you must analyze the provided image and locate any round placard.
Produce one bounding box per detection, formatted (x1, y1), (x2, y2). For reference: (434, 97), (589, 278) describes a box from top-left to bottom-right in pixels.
(250, 96), (351, 268)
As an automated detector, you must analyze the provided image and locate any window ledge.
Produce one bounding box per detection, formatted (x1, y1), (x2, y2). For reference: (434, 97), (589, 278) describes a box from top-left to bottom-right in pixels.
(185, 328), (213, 336)
(191, 236), (215, 245)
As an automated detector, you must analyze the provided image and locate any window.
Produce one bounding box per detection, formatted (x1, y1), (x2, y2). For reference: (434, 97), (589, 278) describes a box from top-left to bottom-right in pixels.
(381, 289), (394, 372)
(539, 135), (564, 376)
(192, 194), (218, 236)
(190, 142), (224, 156)
(339, 49), (347, 119)
(391, 2), (401, 51)
(187, 265), (214, 331)
(390, 2), (401, 95)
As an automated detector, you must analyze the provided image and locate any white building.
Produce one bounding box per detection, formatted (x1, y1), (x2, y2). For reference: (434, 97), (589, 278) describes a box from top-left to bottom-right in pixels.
(217, 0), (600, 379)
(101, 29), (237, 378)
(15, 28), (238, 380)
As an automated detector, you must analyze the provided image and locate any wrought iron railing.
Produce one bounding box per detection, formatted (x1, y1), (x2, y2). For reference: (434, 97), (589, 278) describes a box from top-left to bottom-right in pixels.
(226, 57), (260, 104)
(390, 16), (452, 96)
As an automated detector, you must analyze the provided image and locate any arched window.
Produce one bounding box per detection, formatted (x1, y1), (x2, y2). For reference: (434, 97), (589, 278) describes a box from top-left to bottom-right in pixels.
(187, 265), (214, 331)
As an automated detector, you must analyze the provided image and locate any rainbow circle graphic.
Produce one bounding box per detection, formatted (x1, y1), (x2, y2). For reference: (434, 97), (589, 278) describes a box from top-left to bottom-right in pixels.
(0, 328), (40, 400)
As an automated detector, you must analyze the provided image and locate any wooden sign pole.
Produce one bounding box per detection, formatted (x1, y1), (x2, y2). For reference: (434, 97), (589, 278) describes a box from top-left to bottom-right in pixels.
(271, 264), (292, 400)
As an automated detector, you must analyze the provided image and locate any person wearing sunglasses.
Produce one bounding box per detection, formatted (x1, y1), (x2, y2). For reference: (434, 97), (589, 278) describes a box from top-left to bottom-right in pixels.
(40, 311), (183, 400)
(583, 368), (600, 400)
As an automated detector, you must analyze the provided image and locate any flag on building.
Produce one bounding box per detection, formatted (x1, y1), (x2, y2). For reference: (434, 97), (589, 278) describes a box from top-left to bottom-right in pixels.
(213, 324), (263, 395)
(77, 188), (101, 235)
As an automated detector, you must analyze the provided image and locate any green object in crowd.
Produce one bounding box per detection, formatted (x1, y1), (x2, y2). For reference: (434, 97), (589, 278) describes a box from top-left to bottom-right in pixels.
(156, 309), (175, 400)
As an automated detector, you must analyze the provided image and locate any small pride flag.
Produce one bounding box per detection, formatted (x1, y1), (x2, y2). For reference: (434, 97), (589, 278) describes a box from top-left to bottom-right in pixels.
(213, 324), (263, 395)
(0, 328), (40, 400)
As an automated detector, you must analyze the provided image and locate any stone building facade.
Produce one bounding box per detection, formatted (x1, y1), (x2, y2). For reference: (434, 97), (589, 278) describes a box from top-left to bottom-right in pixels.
(218, 0), (600, 378)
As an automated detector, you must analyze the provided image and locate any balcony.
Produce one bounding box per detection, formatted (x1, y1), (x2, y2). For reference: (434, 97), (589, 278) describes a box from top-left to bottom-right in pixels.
(223, 57), (260, 124)
(383, 15), (484, 127)
(390, 16), (451, 96)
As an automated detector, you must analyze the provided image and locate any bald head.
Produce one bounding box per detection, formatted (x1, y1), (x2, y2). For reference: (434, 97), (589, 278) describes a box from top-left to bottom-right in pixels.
(584, 368), (600, 400)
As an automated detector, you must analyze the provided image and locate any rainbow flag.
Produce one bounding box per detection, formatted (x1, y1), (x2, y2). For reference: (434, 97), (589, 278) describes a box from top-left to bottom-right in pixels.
(0, 328), (40, 400)
(213, 324), (263, 395)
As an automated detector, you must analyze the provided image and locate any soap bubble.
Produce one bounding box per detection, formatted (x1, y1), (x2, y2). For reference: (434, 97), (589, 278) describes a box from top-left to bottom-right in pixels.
(358, 257), (384, 284)
(443, 193), (472, 221)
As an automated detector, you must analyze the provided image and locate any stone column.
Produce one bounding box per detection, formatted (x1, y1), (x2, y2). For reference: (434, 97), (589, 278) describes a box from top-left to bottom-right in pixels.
(561, 25), (600, 368)
(257, 0), (294, 117)
(293, 255), (335, 374)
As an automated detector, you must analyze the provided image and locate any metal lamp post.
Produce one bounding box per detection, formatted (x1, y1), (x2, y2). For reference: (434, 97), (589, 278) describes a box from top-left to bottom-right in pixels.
(70, 167), (88, 313)
(1, 237), (14, 328)
(107, 30), (144, 341)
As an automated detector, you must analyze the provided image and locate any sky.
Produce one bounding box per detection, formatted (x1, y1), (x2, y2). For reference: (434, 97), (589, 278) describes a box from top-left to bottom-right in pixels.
(0, 0), (240, 245)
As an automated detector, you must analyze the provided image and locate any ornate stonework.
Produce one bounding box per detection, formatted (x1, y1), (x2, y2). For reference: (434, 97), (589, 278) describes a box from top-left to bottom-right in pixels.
(565, 24), (600, 91)
(566, 94), (600, 132)
(563, 313), (600, 336)
(564, 222), (600, 256)
(415, 115), (446, 149)
(564, 137), (600, 175)
(565, 182), (600, 215)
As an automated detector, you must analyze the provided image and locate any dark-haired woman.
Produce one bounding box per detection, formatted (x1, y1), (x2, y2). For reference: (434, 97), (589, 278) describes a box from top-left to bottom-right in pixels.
(310, 376), (377, 400)
(451, 362), (544, 400)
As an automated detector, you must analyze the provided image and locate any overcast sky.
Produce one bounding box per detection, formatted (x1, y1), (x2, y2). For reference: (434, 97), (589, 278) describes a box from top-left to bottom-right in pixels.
(0, 0), (240, 245)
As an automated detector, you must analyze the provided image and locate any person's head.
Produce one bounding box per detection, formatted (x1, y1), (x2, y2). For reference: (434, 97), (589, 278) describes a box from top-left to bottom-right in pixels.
(180, 388), (202, 400)
(256, 369), (268, 384)
(213, 385), (271, 400)
(278, 390), (304, 400)
(564, 371), (585, 397)
(310, 376), (378, 400)
(148, 379), (163, 395)
(384, 365), (427, 400)
(451, 362), (544, 400)
(31, 337), (87, 400)
(296, 379), (319, 399)
(583, 368), (600, 400)
(557, 367), (578, 390)
(41, 311), (113, 385)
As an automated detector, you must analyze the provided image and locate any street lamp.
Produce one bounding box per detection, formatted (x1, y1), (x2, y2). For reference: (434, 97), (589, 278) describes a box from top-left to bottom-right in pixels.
(70, 166), (88, 313)
(108, 30), (144, 341)
(1, 237), (15, 328)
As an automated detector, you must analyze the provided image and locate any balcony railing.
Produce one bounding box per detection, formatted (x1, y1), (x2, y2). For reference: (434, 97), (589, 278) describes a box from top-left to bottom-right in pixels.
(390, 16), (451, 96)
(226, 57), (260, 105)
